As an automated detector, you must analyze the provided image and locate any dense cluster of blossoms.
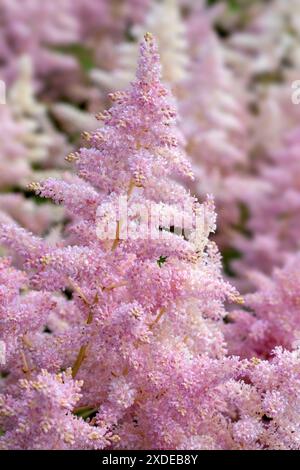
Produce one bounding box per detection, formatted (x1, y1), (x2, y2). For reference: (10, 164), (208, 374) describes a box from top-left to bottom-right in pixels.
(0, 104), (29, 189)
(0, 0), (151, 102)
(180, 30), (253, 247)
(227, 0), (300, 80)
(1, 0), (300, 452)
(250, 79), (300, 156)
(0, 55), (66, 233)
(1, 32), (300, 451)
(7, 56), (69, 176)
(0, 34), (229, 448)
(226, 252), (300, 359)
(0, 0), (79, 86)
(215, 0), (300, 284)
(90, 1), (256, 252)
(233, 127), (300, 277)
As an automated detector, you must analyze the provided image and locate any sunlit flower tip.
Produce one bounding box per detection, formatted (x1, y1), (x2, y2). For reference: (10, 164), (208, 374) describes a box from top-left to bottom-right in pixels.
(231, 295), (245, 305)
(95, 110), (110, 121)
(107, 434), (121, 444)
(65, 152), (79, 162)
(108, 91), (127, 102)
(81, 131), (92, 141)
(251, 357), (261, 366)
(27, 182), (41, 192)
(40, 254), (52, 266)
(144, 32), (154, 43)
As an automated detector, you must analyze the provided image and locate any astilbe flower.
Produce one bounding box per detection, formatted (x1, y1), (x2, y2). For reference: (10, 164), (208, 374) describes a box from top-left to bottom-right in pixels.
(0, 257), (57, 369)
(73, 0), (114, 40)
(0, 369), (111, 450)
(122, 0), (152, 25)
(90, 0), (189, 92)
(219, 347), (300, 450)
(222, 1), (300, 169)
(7, 55), (69, 176)
(0, 105), (30, 189)
(227, 0), (300, 80)
(39, 1), (152, 136)
(181, 34), (249, 175)
(179, 29), (255, 248)
(250, 78), (300, 156)
(1, 31), (300, 451)
(0, 194), (62, 237)
(0, 0), (153, 101)
(233, 127), (300, 277)
(183, 0), (223, 58)
(72, 0), (128, 81)
(50, 102), (99, 136)
(0, 34), (246, 450)
(0, 0), (80, 86)
(223, 0), (300, 166)
(71, 0), (152, 105)
(0, 56), (67, 233)
(208, 0), (261, 34)
(74, 0), (151, 40)
(225, 251), (300, 359)
(220, 2), (300, 280)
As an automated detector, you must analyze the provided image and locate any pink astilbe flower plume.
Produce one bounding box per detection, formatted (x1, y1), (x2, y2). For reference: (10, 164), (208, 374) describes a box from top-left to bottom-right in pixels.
(0, 56), (68, 234)
(180, 29), (257, 250)
(90, 0), (189, 92)
(0, 257), (56, 368)
(0, 105), (29, 189)
(0, 34), (244, 450)
(0, 0), (80, 87)
(0, 369), (111, 449)
(219, 347), (300, 450)
(234, 127), (300, 278)
(0, 194), (62, 236)
(227, 0), (300, 80)
(1, 31), (300, 451)
(225, 252), (300, 359)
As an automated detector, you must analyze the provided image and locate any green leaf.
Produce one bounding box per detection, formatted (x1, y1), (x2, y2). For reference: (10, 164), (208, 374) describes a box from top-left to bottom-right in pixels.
(206, 0), (242, 12)
(231, 202), (251, 234)
(74, 406), (98, 420)
(157, 256), (168, 268)
(221, 246), (242, 277)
